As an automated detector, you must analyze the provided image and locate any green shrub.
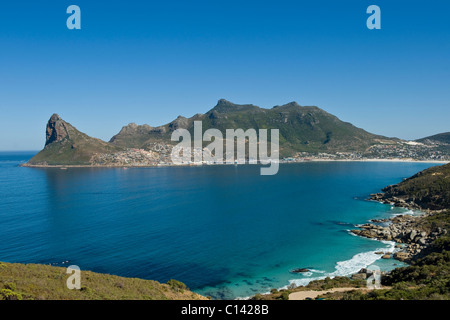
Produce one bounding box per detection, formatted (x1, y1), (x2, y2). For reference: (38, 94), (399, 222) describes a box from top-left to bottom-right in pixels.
(1, 289), (23, 300)
(3, 282), (16, 291)
(279, 291), (290, 300)
(252, 293), (263, 300)
(167, 279), (187, 292)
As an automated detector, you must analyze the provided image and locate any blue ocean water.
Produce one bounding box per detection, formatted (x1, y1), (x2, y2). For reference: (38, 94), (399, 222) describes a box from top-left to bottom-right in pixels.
(0, 152), (438, 299)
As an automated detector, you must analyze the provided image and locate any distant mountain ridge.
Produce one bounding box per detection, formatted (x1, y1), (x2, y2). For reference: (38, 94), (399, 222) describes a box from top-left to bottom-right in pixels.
(108, 99), (396, 156)
(416, 132), (450, 145)
(25, 99), (448, 166)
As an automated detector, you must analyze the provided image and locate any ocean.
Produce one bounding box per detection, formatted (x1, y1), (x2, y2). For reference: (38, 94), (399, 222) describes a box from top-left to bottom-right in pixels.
(0, 152), (438, 299)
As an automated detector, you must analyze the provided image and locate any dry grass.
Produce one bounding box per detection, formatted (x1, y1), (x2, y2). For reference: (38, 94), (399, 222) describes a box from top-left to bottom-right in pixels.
(0, 261), (207, 300)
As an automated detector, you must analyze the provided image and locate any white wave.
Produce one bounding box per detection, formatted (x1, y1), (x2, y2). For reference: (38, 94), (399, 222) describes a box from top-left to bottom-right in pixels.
(308, 269), (326, 274)
(287, 241), (395, 288)
(286, 276), (327, 288)
(239, 242), (398, 299)
(329, 243), (394, 277)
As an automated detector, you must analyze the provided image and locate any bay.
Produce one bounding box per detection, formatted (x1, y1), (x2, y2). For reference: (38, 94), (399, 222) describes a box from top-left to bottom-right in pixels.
(0, 152), (437, 299)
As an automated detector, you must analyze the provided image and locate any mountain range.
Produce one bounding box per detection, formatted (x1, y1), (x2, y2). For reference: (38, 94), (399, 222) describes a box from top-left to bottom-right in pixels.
(26, 99), (449, 166)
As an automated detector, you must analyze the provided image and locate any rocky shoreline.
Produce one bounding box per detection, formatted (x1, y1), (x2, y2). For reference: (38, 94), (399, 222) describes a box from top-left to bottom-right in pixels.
(351, 213), (443, 263)
(279, 207), (447, 297)
(336, 163), (449, 293)
(369, 192), (424, 211)
(350, 189), (448, 264)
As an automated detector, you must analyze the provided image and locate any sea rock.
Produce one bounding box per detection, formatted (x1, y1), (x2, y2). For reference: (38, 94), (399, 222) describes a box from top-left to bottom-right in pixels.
(381, 254), (391, 259)
(370, 218), (389, 223)
(393, 252), (410, 262)
(291, 268), (309, 273)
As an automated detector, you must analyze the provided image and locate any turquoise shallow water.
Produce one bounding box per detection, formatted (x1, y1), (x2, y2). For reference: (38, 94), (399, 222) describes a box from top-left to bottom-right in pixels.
(0, 152), (437, 299)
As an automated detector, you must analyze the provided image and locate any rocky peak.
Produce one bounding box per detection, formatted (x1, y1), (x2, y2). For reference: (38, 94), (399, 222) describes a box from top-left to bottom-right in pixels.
(45, 113), (69, 146)
(272, 101), (301, 109)
(216, 98), (234, 106)
(126, 123), (139, 130)
(169, 116), (189, 131)
(118, 123), (153, 135)
(284, 101), (301, 108)
(212, 99), (259, 113)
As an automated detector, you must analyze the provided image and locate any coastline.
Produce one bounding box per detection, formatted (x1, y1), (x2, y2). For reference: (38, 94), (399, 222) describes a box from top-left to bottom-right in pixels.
(252, 209), (441, 300)
(246, 207), (414, 301)
(252, 183), (447, 300)
(19, 158), (450, 168)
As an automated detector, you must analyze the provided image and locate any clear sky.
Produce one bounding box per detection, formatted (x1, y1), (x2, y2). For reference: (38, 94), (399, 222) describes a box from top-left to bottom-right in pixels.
(0, 0), (449, 150)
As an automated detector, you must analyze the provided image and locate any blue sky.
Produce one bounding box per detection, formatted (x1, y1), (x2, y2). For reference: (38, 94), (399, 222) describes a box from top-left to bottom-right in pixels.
(0, 0), (449, 150)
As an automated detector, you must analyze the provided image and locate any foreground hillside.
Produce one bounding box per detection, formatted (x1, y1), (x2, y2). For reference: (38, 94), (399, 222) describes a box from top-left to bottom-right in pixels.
(0, 262), (206, 300)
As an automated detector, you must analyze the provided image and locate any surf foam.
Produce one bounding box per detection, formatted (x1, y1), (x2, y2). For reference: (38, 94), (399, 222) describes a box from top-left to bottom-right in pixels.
(287, 240), (395, 287)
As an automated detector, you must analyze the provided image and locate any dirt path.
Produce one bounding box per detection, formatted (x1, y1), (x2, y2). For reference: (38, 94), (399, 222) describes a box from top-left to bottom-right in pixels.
(288, 287), (372, 300)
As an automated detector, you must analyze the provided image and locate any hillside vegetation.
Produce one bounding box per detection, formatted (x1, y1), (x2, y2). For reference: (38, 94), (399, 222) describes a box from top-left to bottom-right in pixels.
(0, 262), (206, 300)
(376, 163), (450, 210)
(110, 99), (393, 156)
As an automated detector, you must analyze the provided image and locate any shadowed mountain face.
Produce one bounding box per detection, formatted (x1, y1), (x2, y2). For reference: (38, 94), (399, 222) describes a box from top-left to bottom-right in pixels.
(109, 99), (396, 156)
(45, 114), (69, 146)
(27, 100), (402, 165)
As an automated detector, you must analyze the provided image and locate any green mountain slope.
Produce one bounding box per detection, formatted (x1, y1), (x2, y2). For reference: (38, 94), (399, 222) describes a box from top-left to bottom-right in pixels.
(110, 99), (396, 156)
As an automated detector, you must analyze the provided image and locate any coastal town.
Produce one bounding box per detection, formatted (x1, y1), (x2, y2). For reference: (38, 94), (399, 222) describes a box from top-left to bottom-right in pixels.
(284, 140), (450, 162)
(88, 139), (450, 167)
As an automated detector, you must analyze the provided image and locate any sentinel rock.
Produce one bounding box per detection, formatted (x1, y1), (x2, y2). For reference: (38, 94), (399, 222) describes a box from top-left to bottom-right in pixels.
(26, 114), (124, 166)
(45, 114), (69, 146)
